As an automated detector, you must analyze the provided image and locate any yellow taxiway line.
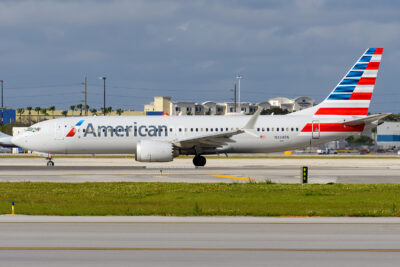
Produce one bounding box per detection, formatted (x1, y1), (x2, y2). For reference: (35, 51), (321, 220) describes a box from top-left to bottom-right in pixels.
(209, 174), (257, 181)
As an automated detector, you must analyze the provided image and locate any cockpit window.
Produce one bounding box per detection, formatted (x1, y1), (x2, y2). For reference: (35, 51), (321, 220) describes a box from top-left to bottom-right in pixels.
(27, 127), (41, 132)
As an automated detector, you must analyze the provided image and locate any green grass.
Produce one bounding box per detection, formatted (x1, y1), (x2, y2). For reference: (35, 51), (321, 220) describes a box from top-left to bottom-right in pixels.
(2, 182), (400, 216)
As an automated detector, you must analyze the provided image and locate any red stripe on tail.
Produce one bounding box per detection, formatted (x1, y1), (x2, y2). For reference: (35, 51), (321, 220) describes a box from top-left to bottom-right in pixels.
(349, 92), (372, 100)
(358, 77), (376, 85)
(315, 108), (368, 115)
(365, 62), (380, 70)
(374, 48), (383, 55)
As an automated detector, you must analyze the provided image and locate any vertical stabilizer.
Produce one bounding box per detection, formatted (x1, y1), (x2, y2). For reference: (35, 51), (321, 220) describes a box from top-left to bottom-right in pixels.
(293, 48), (383, 117)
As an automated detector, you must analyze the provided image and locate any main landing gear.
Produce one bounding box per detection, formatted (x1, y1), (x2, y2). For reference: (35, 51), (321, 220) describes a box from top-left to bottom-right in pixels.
(193, 155), (206, 167)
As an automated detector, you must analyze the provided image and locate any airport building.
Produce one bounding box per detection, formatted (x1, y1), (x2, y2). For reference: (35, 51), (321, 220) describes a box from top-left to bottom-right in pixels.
(376, 122), (400, 149)
(144, 96), (315, 115)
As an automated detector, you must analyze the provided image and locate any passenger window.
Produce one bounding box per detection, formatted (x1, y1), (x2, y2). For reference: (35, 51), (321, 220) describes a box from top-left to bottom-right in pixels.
(277, 128), (279, 132)
(291, 128), (294, 131)
(262, 128), (265, 131)
(170, 128), (173, 132)
(286, 128), (289, 131)
(271, 128), (274, 131)
(296, 128), (299, 131)
(196, 128), (198, 132)
(201, 128), (203, 132)
(211, 128), (213, 132)
(281, 128), (284, 131)
(257, 128), (260, 131)
(185, 128), (187, 132)
(206, 128), (208, 132)
(226, 128), (228, 131)
(179, 128), (182, 132)
(220, 128), (223, 132)
(190, 128), (193, 132)
(267, 128), (270, 132)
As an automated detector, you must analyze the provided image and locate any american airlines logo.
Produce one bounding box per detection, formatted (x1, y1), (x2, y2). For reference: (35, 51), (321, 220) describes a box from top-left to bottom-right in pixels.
(82, 122), (169, 137)
(66, 120), (85, 137)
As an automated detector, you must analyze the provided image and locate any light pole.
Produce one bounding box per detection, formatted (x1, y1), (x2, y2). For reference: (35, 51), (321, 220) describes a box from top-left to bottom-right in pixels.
(0, 80), (3, 129)
(236, 75), (242, 112)
(99, 77), (106, 115)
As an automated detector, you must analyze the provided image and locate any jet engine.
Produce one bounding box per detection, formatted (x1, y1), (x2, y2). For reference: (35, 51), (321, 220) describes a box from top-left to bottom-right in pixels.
(135, 140), (174, 162)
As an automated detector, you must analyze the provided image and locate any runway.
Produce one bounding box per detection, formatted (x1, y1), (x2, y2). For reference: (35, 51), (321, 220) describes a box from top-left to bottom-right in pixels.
(0, 157), (399, 183)
(1, 216), (400, 266)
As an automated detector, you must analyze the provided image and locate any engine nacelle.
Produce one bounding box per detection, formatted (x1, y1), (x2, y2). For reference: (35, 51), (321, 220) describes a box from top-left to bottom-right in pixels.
(135, 140), (174, 162)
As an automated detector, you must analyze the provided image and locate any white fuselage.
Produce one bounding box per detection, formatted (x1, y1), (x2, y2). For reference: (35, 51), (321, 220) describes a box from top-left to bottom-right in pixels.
(11, 115), (358, 155)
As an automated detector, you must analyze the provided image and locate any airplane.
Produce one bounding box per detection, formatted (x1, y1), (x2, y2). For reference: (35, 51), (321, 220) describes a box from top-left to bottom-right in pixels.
(2, 48), (389, 167)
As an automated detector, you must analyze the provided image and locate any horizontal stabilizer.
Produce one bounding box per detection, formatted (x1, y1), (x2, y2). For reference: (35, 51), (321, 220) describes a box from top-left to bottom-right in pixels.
(339, 113), (391, 126)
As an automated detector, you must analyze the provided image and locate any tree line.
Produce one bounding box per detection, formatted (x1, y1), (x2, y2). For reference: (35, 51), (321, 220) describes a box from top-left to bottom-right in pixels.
(16, 105), (126, 123)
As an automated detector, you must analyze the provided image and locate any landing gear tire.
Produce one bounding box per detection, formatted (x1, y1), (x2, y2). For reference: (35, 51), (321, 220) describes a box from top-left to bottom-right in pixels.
(47, 161), (55, 167)
(193, 155), (206, 167)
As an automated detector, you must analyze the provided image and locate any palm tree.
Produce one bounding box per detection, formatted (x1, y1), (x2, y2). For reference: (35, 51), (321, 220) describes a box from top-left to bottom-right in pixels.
(76, 104), (83, 116)
(17, 108), (25, 122)
(34, 107), (41, 122)
(48, 106), (56, 119)
(84, 105), (90, 116)
(90, 108), (97, 116)
(107, 106), (112, 115)
(70, 105), (76, 116)
(40, 108), (48, 120)
(61, 110), (68, 117)
(26, 106), (32, 124)
(116, 108), (123, 116)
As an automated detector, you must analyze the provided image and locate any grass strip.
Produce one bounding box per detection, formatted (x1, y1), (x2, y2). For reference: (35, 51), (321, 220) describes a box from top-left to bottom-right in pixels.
(1, 182), (400, 216)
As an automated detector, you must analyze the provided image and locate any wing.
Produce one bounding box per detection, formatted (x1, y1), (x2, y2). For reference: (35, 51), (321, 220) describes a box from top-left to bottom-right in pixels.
(172, 108), (263, 149)
(172, 130), (243, 148)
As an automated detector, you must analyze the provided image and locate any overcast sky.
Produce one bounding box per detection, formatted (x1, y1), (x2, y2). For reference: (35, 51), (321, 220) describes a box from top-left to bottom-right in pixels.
(0, 0), (399, 112)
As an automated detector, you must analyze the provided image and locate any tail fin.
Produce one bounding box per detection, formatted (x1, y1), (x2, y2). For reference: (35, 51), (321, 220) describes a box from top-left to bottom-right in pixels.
(294, 48), (383, 117)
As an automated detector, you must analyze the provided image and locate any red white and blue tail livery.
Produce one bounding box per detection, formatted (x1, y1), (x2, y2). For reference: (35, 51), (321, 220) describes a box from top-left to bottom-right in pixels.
(9, 49), (390, 166)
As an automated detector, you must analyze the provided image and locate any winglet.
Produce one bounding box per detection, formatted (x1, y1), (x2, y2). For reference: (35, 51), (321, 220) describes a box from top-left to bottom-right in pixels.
(243, 108), (262, 130)
(242, 108), (263, 138)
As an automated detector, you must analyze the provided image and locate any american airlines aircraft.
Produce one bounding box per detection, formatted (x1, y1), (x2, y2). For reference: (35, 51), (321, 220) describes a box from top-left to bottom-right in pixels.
(1, 48), (388, 166)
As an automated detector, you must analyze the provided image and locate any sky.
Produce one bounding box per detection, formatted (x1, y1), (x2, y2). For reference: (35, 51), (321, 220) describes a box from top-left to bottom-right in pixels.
(0, 0), (399, 113)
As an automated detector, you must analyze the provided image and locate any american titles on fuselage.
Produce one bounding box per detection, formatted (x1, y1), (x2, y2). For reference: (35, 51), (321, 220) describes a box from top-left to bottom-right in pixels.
(83, 122), (168, 137)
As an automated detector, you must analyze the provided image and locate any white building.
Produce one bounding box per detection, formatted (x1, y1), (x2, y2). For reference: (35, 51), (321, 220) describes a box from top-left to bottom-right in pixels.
(376, 122), (400, 149)
(144, 95), (315, 116)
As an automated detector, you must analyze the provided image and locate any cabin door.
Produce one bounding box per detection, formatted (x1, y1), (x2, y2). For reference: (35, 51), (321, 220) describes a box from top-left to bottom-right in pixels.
(55, 124), (65, 140)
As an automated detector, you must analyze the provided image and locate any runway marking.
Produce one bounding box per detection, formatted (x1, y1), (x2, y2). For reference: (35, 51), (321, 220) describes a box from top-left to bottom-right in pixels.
(0, 247), (399, 252)
(209, 174), (257, 181)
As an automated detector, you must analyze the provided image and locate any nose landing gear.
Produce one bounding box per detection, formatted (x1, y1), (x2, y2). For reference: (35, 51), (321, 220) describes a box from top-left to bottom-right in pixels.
(47, 160), (55, 167)
(193, 155), (206, 167)
(46, 154), (54, 167)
